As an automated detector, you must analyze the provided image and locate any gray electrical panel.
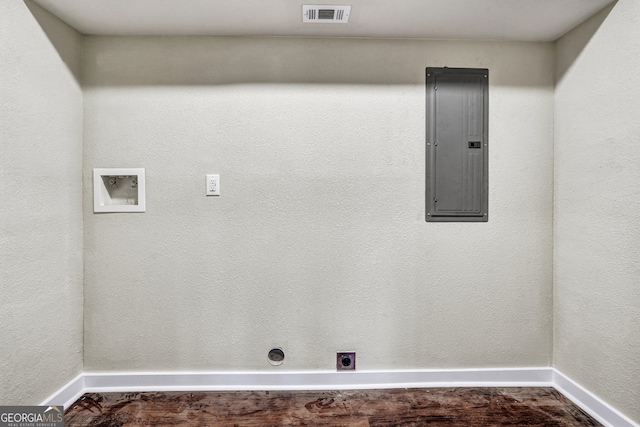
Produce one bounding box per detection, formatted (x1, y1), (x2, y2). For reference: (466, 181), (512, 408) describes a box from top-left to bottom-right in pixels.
(426, 67), (488, 222)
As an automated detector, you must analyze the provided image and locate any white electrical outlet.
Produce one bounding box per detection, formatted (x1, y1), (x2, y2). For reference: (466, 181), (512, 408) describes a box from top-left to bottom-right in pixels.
(206, 174), (220, 196)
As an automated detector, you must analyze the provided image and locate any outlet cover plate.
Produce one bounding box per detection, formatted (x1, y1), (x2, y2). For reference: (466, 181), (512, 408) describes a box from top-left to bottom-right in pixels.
(336, 352), (356, 370)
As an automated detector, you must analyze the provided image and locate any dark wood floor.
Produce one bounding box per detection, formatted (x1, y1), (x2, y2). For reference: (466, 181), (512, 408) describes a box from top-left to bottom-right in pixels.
(64, 387), (601, 426)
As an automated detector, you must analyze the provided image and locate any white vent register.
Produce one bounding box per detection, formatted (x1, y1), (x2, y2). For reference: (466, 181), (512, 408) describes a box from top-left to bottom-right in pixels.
(303, 5), (351, 23)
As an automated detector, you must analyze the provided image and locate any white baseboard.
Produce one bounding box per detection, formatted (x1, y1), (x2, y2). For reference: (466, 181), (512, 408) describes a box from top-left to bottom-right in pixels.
(553, 370), (638, 427)
(43, 368), (637, 427)
(82, 367), (553, 392)
(40, 373), (84, 409)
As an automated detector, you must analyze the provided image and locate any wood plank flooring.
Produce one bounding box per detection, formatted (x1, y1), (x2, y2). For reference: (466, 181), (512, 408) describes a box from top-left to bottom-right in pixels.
(64, 387), (601, 426)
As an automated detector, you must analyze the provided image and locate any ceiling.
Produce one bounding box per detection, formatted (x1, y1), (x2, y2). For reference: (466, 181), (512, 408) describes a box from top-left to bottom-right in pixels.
(33, 0), (615, 42)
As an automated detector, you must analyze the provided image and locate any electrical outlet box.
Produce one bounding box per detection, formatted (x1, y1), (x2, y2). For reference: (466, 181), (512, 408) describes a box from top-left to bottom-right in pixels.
(336, 352), (356, 370)
(93, 168), (145, 213)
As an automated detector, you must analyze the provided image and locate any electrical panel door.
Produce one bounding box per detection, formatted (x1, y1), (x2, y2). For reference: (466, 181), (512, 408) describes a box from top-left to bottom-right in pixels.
(426, 67), (488, 222)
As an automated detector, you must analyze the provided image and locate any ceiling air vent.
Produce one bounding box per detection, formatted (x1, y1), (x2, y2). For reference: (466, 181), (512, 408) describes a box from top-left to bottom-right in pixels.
(303, 5), (351, 24)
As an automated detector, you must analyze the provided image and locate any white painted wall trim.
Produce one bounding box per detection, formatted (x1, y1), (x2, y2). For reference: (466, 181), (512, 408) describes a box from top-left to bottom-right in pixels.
(81, 367), (553, 392)
(43, 368), (638, 427)
(46, 368), (551, 408)
(553, 370), (638, 427)
(40, 373), (84, 409)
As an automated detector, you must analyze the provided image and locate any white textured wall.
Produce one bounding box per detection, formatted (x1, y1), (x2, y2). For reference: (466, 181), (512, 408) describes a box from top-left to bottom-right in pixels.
(0, 1), (83, 404)
(555, 1), (640, 423)
(83, 37), (554, 372)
